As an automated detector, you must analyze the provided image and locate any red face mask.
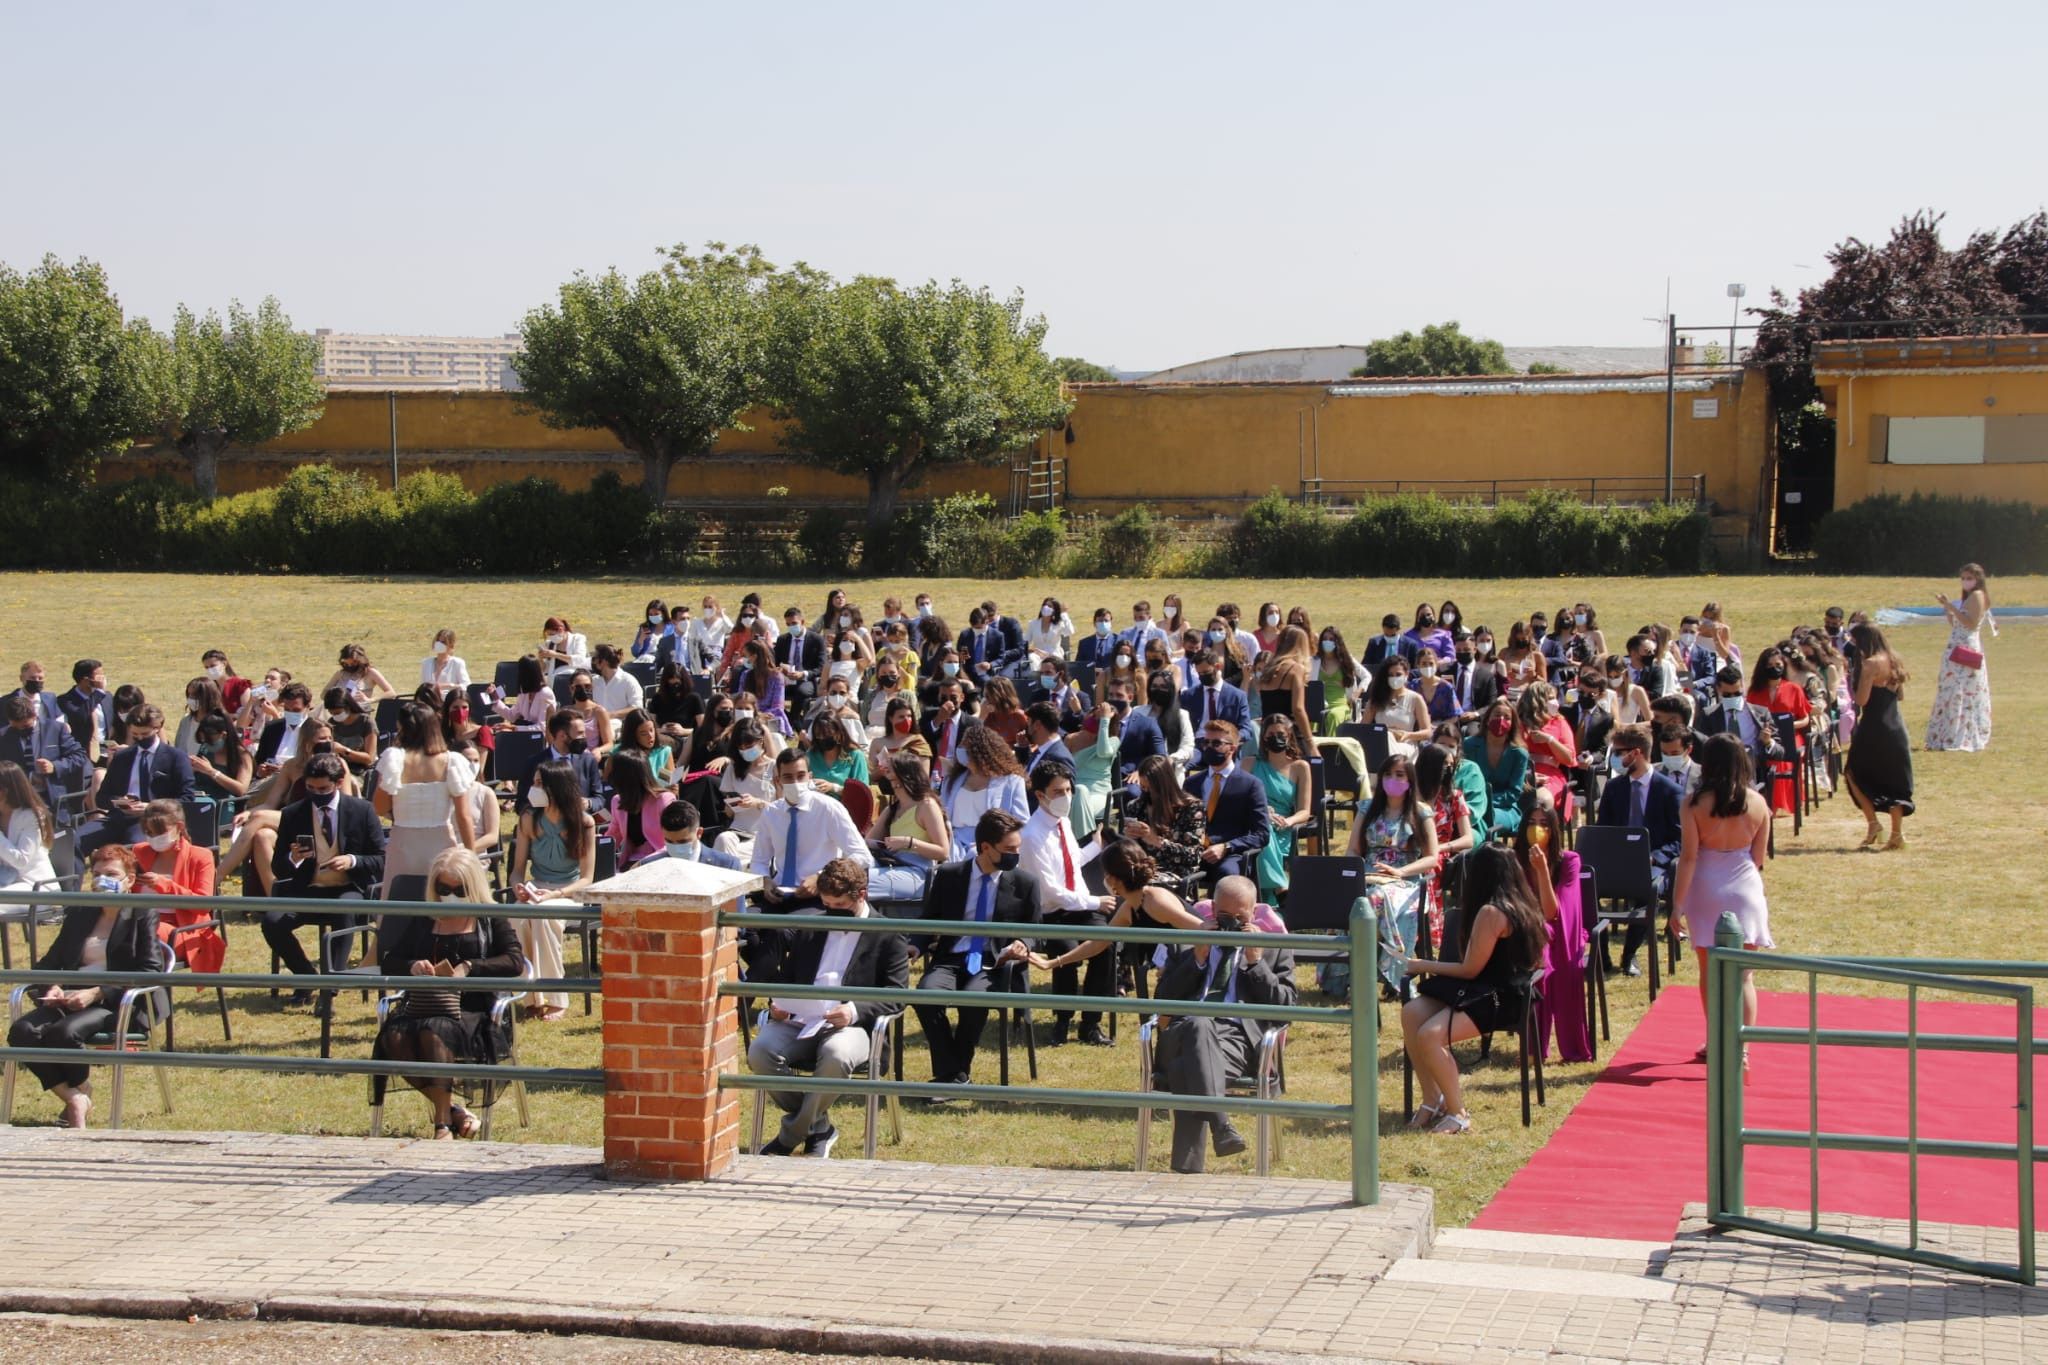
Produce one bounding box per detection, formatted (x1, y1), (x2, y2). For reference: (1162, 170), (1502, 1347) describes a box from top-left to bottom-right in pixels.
(893, 716), (913, 735)
(450, 707), (468, 724)
(1487, 715), (1513, 737)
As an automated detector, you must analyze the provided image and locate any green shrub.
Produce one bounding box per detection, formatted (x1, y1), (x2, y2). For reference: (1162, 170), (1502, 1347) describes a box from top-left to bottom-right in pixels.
(1067, 503), (1166, 577)
(1814, 494), (2048, 574)
(797, 507), (861, 573)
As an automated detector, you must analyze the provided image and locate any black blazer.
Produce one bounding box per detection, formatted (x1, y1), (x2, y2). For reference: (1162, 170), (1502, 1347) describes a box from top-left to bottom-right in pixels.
(253, 717), (299, 768)
(1452, 661), (1503, 718)
(34, 905), (163, 1016)
(1596, 770), (1684, 869)
(1154, 943), (1299, 1049)
(0, 717), (90, 804)
(1695, 697), (1783, 777)
(1023, 737), (1074, 776)
(55, 687), (114, 757)
(918, 710), (979, 763)
(774, 631), (825, 677)
(914, 858), (1041, 957)
(377, 914), (524, 1015)
(95, 741), (197, 813)
(270, 793), (386, 897)
(745, 918), (911, 1030)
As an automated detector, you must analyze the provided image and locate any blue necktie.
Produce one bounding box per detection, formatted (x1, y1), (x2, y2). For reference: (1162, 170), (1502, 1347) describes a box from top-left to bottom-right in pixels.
(783, 804), (801, 888)
(964, 873), (993, 975)
(974, 632), (986, 666)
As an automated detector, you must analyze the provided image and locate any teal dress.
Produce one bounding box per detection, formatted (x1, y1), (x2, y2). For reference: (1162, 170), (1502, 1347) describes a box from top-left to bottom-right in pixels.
(807, 747), (870, 789)
(528, 813), (581, 886)
(1067, 723), (1116, 842)
(1252, 758), (1299, 896)
(1461, 735), (1529, 836)
(1452, 755), (1490, 836)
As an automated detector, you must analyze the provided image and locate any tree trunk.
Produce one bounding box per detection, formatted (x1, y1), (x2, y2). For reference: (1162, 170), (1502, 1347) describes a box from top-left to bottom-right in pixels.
(188, 435), (224, 501)
(641, 446), (675, 503)
(865, 470), (902, 535)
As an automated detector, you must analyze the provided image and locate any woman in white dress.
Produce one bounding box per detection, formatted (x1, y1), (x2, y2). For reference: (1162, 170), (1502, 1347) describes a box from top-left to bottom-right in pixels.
(420, 629), (470, 699)
(372, 702), (477, 897)
(1925, 562), (1993, 752)
(0, 762), (56, 894)
(939, 725), (1028, 861)
(1025, 596), (1074, 663)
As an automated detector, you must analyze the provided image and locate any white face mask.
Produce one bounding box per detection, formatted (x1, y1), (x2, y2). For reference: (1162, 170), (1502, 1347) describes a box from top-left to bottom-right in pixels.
(1115, 654), (1132, 670)
(1416, 665), (1437, 680)
(433, 641), (448, 655)
(1041, 605), (1054, 618)
(205, 664), (225, 680)
(186, 697), (203, 713)
(838, 614), (851, 628)
(281, 710), (306, 728)
(526, 785), (549, 809)
(665, 839), (701, 861)
(1388, 676), (1407, 694)
(1265, 613), (1281, 628)
(703, 609), (717, 623)
(1045, 792), (1073, 820)
(783, 779), (813, 807)
(1479, 641), (1495, 658)
(145, 830), (179, 852)
(838, 641), (855, 656)
(1441, 612), (1456, 626)
(1660, 752), (1689, 773)
(917, 603), (933, 618)
(1678, 632), (1697, 652)
(1162, 605), (1177, 620)
(1574, 613), (1588, 627)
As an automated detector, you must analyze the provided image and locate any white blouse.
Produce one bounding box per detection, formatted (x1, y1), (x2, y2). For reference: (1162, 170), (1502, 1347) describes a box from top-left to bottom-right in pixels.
(1025, 614), (1075, 660)
(421, 654), (472, 692)
(721, 763), (778, 836)
(375, 748), (477, 829)
(0, 807), (55, 889)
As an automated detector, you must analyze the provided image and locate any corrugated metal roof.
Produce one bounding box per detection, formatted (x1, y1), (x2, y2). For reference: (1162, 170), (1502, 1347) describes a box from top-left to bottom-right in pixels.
(1327, 376), (1732, 398)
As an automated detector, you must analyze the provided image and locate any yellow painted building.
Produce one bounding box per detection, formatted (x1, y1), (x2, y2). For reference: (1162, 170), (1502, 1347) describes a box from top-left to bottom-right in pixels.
(1818, 334), (2048, 507)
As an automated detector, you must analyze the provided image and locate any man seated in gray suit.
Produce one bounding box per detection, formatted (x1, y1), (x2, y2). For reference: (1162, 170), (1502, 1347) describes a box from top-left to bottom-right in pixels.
(1152, 875), (1297, 1174)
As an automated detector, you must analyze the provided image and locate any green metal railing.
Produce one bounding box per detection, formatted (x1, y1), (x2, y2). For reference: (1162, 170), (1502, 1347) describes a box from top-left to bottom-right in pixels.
(0, 889), (605, 1093)
(1706, 913), (2041, 1284)
(718, 904), (1382, 1204)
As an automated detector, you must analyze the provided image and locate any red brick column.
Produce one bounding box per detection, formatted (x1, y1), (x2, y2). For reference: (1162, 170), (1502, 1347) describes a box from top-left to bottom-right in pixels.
(588, 859), (763, 1181)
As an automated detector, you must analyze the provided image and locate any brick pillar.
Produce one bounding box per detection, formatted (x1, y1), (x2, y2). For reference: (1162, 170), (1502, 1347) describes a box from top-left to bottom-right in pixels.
(587, 857), (763, 1181)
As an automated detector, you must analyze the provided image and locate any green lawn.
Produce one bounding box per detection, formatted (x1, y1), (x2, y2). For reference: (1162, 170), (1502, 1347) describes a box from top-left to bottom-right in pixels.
(2, 571), (2041, 1225)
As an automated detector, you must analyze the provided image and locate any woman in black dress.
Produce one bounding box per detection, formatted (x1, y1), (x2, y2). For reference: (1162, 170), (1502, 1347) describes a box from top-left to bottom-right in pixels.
(1399, 845), (1546, 1136)
(372, 847), (524, 1139)
(1843, 623), (1914, 852)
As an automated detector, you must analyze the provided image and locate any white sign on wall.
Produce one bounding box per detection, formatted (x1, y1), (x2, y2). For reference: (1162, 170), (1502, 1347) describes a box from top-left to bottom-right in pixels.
(1692, 398), (1720, 419)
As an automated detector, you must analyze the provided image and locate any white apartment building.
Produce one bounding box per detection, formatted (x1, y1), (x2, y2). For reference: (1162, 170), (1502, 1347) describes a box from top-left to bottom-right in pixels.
(315, 330), (524, 390)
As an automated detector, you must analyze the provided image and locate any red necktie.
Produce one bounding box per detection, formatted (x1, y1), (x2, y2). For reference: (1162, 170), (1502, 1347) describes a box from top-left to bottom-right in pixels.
(1060, 828), (1076, 890)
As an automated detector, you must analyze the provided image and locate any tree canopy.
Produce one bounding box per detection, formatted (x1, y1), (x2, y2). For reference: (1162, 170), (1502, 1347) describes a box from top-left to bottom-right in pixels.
(765, 274), (1070, 546)
(1351, 321), (1513, 378)
(516, 242), (776, 501)
(0, 255), (156, 481)
(136, 297), (325, 499)
(1054, 356), (1119, 383)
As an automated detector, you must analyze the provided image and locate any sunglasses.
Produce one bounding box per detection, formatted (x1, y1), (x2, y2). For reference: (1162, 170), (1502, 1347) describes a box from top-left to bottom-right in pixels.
(434, 882), (467, 898)
(1195, 739), (1230, 751)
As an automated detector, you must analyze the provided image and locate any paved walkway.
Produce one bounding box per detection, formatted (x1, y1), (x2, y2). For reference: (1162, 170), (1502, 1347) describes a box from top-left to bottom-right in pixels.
(0, 1128), (2040, 1363)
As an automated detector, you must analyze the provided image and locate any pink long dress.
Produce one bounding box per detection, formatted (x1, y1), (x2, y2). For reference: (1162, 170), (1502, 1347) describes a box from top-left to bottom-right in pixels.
(1533, 848), (1593, 1063)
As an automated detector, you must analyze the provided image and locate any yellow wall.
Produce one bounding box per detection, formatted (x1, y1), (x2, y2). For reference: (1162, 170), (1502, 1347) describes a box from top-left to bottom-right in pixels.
(1060, 375), (1766, 521)
(1827, 368), (2048, 507)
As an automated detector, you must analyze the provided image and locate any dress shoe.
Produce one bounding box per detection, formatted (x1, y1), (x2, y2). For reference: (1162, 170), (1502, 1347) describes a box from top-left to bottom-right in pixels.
(1048, 1019), (1070, 1047)
(1619, 959), (1642, 978)
(1079, 1026), (1111, 1047)
(1212, 1124), (1248, 1158)
(287, 990), (314, 1006)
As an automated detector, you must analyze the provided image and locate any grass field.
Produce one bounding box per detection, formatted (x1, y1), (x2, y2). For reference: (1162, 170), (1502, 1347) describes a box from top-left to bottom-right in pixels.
(1, 571), (2042, 1225)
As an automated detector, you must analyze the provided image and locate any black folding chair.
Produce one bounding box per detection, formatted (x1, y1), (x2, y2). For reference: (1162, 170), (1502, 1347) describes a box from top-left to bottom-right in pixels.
(1574, 825), (1663, 1001)
(1281, 854), (1369, 992)
(466, 682), (501, 726)
(492, 730), (546, 790)
(492, 661), (522, 694)
(551, 675), (578, 708)
(623, 661), (660, 689)
(1336, 722), (1391, 777)
(374, 697), (406, 745)
(1771, 714), (1804, 837)
(1578, 866), (1609, 1049)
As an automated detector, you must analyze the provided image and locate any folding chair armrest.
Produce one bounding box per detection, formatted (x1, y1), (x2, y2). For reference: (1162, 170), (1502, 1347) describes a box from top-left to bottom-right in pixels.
(1257, 1024), (1287, 1074)
(868, 1010), (899, 1055)
(8, 985), (34, 1019)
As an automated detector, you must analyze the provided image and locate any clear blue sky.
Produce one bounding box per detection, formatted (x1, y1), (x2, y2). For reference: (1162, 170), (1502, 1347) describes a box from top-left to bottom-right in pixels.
(4, 1), (2042, 370)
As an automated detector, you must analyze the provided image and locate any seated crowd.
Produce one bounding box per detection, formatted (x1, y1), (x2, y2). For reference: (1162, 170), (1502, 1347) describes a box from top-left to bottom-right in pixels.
(0, 590), (1866, 1149)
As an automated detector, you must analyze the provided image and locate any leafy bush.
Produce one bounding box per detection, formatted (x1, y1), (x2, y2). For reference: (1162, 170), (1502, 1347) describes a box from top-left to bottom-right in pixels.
(1813, 494), (2048, 574)
(1066, 504), (1167, 577)
(797, 507), (861, 572)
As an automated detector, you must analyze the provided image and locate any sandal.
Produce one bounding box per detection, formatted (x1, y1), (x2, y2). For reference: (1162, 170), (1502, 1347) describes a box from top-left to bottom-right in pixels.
(1428, 1111), (1472, 1136)
(1406, 1101), (1444, 1130)
(451, 1106), (481, 1140)
(432, 1124), (454, 1141)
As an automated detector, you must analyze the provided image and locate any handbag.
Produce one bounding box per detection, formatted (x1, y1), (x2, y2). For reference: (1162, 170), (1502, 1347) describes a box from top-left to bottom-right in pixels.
(1948, 645), (1985, 671)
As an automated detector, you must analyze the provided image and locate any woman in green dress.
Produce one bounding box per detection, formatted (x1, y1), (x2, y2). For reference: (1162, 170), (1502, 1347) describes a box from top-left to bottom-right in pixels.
(1250, 715), (1315, 898)
(1061, 700), (1119, 843)
(1460, 699), (1529, 838)
(1315, 626), (1364, 737)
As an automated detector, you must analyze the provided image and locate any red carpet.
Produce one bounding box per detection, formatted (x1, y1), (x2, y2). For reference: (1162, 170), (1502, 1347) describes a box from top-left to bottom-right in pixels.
(1472, 986), (2048, 1242)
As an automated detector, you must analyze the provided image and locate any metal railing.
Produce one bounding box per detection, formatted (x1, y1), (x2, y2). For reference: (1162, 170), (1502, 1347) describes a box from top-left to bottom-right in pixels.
(1705, 914), (2042, 1284)
(0, 889), (605, 1098)
(718, 904), (1383, 1204)
(1298, 474), (1706, 508)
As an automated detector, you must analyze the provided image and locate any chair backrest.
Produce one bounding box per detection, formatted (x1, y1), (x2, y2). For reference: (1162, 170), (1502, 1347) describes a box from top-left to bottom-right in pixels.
(492, 730), (546, 789)
(1081, 857), (1108, 897)
(1282, 855), (1369, 931)
(1320, 741), (1361, 798)
(691, 673), (718, 700)
(387, 874), (428, 902)
(1337, 722), (1391, 775)
(1071, 660), (1098, 697)
(182, 798), (221, 850)
(1772, 714), (1799, 756)
(47, 827), (77, 887)
(1577, 865), (1600, 934)
(623, 661), (660, 688)
(493, 661), (522, 693)
(1305, 755), (1326, 811)
(1574, 825), (1654, 903)
(466, 682), (501, 725)
(374, 697), (406, 742)
(840, 776), (876, 833)
(1302, 680), (1325, 724)
(551, 675), (578, 707)
(594, 836), (618, 881)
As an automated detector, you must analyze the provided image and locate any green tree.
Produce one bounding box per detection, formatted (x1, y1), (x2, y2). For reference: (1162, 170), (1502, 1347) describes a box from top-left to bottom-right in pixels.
(766, 274), (1071, 549)
(0, 255), (156, 481)
(136, 297), (325, 499)
(1054, 356), (1119, 383)
(1350, 321), (1514, 378)
(515, 242), (775, 501)
(1526, 361), (1572, 375)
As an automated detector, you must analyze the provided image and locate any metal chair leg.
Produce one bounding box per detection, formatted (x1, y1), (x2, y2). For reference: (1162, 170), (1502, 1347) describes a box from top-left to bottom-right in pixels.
(216, 987), (232, 1041)
(749, 1088), (766, 1154)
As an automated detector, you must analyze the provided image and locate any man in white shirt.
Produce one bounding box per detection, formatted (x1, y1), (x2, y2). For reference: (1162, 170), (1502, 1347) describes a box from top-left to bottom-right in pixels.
(1019, 762), (1116, 1045)
(1120, 599), (1170, 658)
(588, 644), (645, 719)
(751, 750), (873, 911)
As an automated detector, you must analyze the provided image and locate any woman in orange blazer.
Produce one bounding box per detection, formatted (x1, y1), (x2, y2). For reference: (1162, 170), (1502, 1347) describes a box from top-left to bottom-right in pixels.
(132, 798), (225, 975)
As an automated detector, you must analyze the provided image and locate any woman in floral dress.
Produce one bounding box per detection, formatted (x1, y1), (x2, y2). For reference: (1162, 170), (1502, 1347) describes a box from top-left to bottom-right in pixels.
(1925, 562), (1993, 752)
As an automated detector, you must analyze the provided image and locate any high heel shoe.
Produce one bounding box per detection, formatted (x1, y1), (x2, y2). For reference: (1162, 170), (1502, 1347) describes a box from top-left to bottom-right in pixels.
(1883, 835), (1906, 852)
(1858, 824), (1881, 848)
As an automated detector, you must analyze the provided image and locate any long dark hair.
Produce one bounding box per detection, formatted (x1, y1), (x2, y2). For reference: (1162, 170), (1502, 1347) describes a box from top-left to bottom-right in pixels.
(885, 748), (933, 808)
(1359, 752), (1415, 828)
(0, 760), (52, 843)
(532, 759), (589, 859)
(1747, 646), (1787, 697)
(1317, 626), (1357, 681)
(1512, 801), (1565, 880)
(725, 718), (769, 778)
(1364, 654), (1409, 711)
(610, 751), (656, 814)
(1413, 742), (1454, 806)
(1138, 753), (1193, 823)
(1455, 844), (1544, 970)
(515, 655), (546, 698)
(1691, 732), (1754, 819)
(397, 701), (446, 755)
(1146, 672), (1185, 751)
(1847, 622), (1907, 689)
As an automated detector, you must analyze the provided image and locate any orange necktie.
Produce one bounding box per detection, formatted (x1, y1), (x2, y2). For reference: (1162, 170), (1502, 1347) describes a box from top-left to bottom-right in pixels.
(1205, 774), (1222, 824)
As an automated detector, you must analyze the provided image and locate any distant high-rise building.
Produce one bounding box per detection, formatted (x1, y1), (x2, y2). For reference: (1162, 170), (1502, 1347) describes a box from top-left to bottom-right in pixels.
(314, 330), (525, 390)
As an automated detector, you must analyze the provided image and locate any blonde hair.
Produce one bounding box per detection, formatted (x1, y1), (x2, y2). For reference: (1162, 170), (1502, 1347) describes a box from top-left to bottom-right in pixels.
(426, 846), (491, 904)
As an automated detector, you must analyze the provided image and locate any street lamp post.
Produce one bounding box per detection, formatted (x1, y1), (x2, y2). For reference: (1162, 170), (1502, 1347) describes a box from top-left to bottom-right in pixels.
(1726, 283), (1747, 363)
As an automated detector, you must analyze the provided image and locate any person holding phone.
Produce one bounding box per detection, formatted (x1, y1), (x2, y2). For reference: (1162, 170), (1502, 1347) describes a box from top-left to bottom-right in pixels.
(78, 705), (195, 856)
(1926, 561), (1993, 752)
(263, 754), (385, 1003)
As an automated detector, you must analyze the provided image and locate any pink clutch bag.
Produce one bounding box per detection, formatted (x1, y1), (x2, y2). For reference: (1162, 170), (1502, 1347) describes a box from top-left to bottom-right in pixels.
(1948, 646), (1984, 670)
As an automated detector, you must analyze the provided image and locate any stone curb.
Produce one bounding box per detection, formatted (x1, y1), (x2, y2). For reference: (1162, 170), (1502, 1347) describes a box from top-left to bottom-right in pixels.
(0, 1285), (1379, 1365)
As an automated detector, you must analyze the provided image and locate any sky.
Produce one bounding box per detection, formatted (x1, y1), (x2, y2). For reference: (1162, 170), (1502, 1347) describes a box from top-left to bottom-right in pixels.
(4, 1), (2044, 372)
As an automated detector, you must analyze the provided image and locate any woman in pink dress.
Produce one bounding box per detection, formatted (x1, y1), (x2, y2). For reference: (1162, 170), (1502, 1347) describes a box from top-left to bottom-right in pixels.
(1672, 733), (1773, 1069)
(1517, 803), (1589, 1063)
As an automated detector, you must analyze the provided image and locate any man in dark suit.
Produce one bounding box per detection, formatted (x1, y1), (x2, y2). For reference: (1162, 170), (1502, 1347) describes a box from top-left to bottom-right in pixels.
(773, 607), (825, 706)
(1, 693), (90, 819)
(1449, 635), (1503, 724)
(1362, 616), (1419, 671)
(1101, 678), (1165, 781)
(975, 599), (1027, 678)
(1153, 875), (1297, 1173)
(1183, 720), (1270, 884)
(55, 658), (114, 764)
(265, 754), (385, 1002)
(910, 810), (1040, 1088)
(252, 682), (317, 771)
(513, 711), (605, 816)
(918, 680), (977, 771)
(1594, 724), (1683, 977)
(78, 705), (195, 855)
(743, 857), (911, 1156)
(1179, 650), (1251, 742)
(1693, 665), (1781, 783)
(958, 607), (1020, 687)
(1022, 703), (1074, 779)
(9, 661), (64, 728)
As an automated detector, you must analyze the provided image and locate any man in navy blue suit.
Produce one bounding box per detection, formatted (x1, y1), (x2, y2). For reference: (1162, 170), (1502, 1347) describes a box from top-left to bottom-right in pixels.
(55, 658), (115, 764)
(78, 704), (196, 854)
(1, 693), (90, 818)
(1178, 650), (1251, 742)
(8, 662), (64, 728)
(1183, 720), (1270, 885)
(1021, 703), (1074, 778)
(1594, 723), (1683, 976)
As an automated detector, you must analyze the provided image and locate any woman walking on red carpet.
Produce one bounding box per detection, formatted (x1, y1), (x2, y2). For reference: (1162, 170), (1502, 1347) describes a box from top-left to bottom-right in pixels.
(1671, 733), (1772, 1071)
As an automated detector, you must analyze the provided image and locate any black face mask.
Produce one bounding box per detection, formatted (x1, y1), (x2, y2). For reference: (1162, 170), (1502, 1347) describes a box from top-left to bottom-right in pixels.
(994, 852), (1020, 872)
(21, 679), (41, 694)
(1110, 698), (1130, 715)
(572, 686), (593, 702)
(1262, 733), (1288, 753)
(1455, 652), (1472, 665)
(311, 740), (334, 754)
(566, 738), (589, 755)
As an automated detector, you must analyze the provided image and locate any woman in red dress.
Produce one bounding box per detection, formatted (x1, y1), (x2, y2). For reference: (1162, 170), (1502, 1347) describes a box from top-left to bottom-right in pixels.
(1745, 645), (1810, 817)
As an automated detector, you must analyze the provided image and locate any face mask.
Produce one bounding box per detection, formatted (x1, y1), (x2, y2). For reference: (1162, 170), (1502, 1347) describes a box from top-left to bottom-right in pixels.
(1660, 752), (1689, 773)
(572, 686), (592, 702)
(1574, 613), (1588, 627)
(187, 697), (204, 713)
(734, 709), (753, 722)
(17, 678), (39, 694)
(828, 692), (850, 709)
(450, 706), (470, 725)
(1045, 792), (1073, 819)
(891, 716), (913, 736)
(1094, 621), (1112, 637)
(1198, 670), (1218, 687)
(838, 641), (855, 657)
(739, 745), (764, 763)
(1530, 623), (1547, 639)
(525, 785), (549, 809)
(1264, 613), (1281, 628)
(917, 603), (933, 618)
(1488, 715), (1512, 737)
(1262, 733), (1288, 754)
(1455, 652), (1473, 665)
(282, 710), (306, 728)
(1381, 777), (1409, 799)
(1319, 639), (1337, 654)
(566, 738), (589, 755)
(739, 613), (756, 626)
(665, 839), (701, 861)
(1417, 666), (1437, 680)
(433, 641), (449, 655)
(1115, 654), (1132, 670)
(1037, 672), (1057, 689)
(146, 830), (178, 852)
(1110, 698), (1131, 715)
(1480, 641), (1495, 657)
(837, 614), (851, 629)
(205, 664), (225, 681)
(1442, 612), (1457, 626)
(1418, 614), (1435, 628)
(994, 852), (1020, 872)
(1207, 630), (1225, 644)
(92, 873), (123, 893)
(941, 661), (960, 678)
(1162, 605), (1177, 620)
(1678, 632), (1697, 653)
(1200, 746), (1229, 766)
(1388, 676), (1407, 694)
(783, 779), (813, 805)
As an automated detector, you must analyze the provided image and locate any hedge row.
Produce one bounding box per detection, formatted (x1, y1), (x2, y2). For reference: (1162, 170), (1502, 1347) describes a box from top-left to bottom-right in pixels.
(1811, 493), (2048, 574)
